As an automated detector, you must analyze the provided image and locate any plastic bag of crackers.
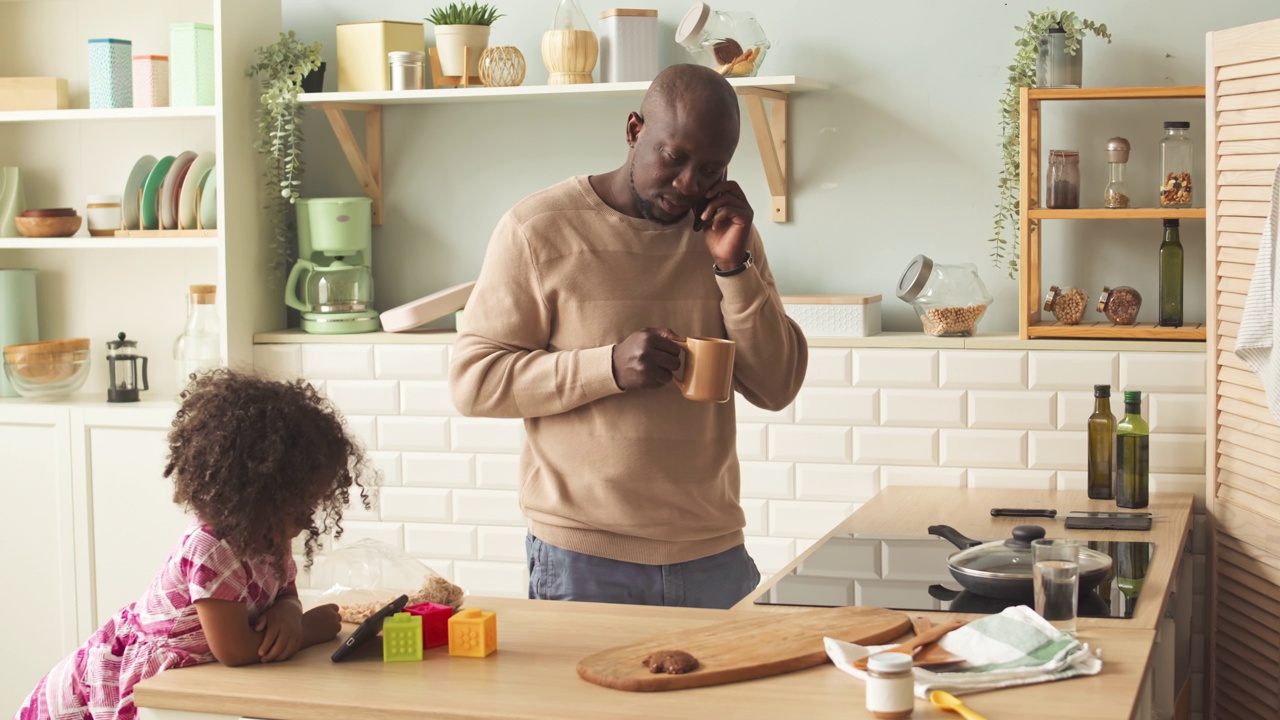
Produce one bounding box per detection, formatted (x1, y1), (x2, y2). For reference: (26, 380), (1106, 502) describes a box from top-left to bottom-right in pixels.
(313, 538), (465, 623)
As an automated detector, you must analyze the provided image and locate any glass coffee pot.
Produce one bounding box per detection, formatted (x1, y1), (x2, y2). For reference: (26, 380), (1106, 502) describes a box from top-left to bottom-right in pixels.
(285, 259), (374, 314)
(106, 331), (149, 403)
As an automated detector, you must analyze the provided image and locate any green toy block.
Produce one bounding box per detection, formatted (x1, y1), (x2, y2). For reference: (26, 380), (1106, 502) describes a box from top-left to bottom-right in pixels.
(383, 611), (424, 662)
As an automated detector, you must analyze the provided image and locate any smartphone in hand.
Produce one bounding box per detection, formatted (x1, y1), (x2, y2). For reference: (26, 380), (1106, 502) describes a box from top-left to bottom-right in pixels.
(693, 170), (728, 232)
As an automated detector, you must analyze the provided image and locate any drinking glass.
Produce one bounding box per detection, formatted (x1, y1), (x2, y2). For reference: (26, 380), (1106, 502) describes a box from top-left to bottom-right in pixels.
(1032, 538), (1080, 634)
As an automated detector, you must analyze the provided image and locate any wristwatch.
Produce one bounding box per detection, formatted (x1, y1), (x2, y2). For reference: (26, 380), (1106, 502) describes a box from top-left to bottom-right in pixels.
(713, 251), (753, 277)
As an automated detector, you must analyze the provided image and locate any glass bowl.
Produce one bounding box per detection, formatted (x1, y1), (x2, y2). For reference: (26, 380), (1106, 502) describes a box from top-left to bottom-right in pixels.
(2, 348), (91, 399)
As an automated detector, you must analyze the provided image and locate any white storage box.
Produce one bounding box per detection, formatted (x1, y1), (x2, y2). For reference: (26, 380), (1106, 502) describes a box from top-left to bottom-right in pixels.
(782, 294), (882, 338)
(599, 9), (658, 83)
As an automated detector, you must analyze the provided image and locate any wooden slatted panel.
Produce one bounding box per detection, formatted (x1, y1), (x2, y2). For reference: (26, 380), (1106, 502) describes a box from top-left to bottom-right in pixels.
(1209, 20), (1280, 719)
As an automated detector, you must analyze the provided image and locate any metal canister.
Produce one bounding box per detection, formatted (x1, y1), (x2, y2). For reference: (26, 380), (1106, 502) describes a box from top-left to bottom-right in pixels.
(389, 50), (426, 90)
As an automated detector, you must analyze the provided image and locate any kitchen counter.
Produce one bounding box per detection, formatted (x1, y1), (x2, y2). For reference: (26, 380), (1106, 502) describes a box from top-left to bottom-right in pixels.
(134, 488), (1191, 720)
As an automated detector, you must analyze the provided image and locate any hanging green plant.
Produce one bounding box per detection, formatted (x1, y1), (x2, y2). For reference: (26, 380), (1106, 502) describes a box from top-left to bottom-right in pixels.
(991, 10), (1111, 278)
(247, 30), (323, 279)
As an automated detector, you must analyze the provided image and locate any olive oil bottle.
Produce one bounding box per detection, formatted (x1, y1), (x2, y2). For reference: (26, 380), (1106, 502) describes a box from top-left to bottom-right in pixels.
(1087, 384), (1116, 499)
(1158, 219), (1184, 327)
(1115, 390), (1149, 508)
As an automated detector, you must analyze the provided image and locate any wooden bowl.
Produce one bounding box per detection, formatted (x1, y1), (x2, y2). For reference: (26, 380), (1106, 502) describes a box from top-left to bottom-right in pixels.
(14, 214), (82, 238)
(3, 338), (90, 382)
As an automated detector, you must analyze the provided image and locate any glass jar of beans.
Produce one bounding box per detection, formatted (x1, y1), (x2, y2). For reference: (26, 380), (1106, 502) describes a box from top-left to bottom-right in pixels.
(1097, 285), (1143, 326)
(1044, 285), (1088, 325)
(896, 254), (994, 337)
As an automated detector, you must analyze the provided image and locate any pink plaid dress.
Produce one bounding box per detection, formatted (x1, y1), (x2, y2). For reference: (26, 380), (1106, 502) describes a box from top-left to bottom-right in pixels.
(15, 522), (295, 720)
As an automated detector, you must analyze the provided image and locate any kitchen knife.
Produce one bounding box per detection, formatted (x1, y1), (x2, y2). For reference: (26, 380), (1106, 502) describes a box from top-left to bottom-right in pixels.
(989, 507), (1057, 518)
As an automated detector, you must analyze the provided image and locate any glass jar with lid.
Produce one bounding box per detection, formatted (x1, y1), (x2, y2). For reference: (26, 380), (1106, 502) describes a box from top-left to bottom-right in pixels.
(1046, 150), (1080, 209)
(1044, 285), (1088, 325)
(1159, 121), (1193, 208)
(1097, 286), (1142, 326)
(674, 2), (770, 77)
(896, 255), (994, 337)
(1103, 137), (1131, 209)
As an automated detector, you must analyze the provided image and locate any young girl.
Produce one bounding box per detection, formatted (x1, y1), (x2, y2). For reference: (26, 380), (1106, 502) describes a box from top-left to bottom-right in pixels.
(16, 369), (372, 720)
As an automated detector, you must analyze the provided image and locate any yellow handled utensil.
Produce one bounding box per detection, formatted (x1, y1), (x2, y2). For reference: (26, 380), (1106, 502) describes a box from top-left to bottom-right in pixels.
(929, 690), (989, 720)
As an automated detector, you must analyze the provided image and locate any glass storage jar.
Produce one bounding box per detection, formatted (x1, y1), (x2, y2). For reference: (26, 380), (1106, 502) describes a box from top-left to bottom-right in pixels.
(1044, 285), (1088, 325)
(674, 2), (770, 77)
(896, 255), (994, 337)
(1097, 286), (1142, 326)
(1046, 150), (1080, 209)
(1159, 121), (1193, 208)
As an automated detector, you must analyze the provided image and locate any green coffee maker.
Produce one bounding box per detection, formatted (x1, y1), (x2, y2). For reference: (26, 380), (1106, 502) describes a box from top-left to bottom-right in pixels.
(285, 197), (379, 334)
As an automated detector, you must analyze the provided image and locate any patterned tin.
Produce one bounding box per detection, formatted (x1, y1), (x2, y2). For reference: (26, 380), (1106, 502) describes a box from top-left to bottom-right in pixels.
(88, 38), (133, 109)
(170, 23), (214, 106)
(132, 55), (169, 108)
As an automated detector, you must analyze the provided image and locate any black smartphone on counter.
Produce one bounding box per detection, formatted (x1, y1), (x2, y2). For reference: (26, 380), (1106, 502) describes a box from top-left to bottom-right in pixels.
(330, 594), (409, 663)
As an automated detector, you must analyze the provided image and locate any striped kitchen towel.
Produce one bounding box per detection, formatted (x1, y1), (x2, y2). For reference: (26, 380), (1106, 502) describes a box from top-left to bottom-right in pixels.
(825, 605), (1102, 698)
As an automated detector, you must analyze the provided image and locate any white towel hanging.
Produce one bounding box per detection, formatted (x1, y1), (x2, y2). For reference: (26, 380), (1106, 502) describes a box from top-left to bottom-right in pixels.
(1234, 164), (1280, 421)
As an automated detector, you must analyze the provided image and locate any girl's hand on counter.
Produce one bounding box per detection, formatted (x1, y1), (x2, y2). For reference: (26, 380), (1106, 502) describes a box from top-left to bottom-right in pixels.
(255, 599), (304, 662)
(301, 603), (342, 647)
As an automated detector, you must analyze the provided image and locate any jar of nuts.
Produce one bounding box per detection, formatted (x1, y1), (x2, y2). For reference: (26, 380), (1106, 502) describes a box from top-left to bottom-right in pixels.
(1097, 286), (1143, 326)
(896, 254), (994, 337)
(1044, 285), (1088, 325)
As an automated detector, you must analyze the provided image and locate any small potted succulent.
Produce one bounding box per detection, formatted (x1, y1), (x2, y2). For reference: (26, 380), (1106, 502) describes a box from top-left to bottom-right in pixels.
(428, 2), (505, 79)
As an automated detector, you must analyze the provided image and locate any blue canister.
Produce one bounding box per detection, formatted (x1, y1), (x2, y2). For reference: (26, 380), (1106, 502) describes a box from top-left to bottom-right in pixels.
(170, 23), (215, 107)
(88, 38), (133, 109)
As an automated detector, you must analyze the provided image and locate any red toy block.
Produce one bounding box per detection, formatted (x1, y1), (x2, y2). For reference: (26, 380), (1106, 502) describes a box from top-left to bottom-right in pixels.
(404, 601), (454, 649)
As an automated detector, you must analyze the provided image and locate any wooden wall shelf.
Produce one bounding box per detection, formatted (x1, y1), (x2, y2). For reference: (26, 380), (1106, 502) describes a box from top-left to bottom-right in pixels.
(1027, 322), (1207, 340)
(1029, 208), (1207, 220)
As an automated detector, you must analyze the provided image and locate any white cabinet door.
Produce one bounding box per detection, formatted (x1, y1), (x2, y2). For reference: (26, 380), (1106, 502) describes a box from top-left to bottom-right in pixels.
(0, 405), (77, 713)
(74, 406), (194, 627)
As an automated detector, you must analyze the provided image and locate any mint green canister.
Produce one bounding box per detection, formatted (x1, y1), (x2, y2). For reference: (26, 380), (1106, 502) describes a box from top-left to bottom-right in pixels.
(170, 23), (214, 106)
(0, 269), (39, 398)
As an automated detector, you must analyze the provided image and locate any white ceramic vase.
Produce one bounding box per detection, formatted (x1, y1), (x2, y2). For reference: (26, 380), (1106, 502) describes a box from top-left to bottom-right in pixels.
(434, 25), (490, 78)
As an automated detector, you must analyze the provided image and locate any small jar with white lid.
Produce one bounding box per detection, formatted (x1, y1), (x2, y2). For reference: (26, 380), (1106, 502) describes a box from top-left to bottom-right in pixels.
(865, 652), (915, 718)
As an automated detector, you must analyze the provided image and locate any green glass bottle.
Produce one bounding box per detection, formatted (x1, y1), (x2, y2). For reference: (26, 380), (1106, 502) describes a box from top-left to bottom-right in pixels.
(1115, 390), (1150, 508)
(1087, 384), (1116, 499)
(1158, 219), (1183, 327)
(1116, 541), (1151, 617)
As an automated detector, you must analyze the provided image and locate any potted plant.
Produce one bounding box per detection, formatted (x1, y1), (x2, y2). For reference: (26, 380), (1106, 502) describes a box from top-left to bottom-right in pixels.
(247, 31), (323, 278)
(428, 2), (505, 79)
(990, 10), (1111, 277)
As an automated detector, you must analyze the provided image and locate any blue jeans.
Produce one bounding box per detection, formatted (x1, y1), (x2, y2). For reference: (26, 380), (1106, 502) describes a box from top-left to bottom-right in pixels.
(526, 533), (761, 609)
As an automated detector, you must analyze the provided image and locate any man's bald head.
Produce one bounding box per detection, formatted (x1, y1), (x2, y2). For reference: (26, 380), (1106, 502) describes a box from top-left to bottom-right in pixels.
(639, 64), (740, 134)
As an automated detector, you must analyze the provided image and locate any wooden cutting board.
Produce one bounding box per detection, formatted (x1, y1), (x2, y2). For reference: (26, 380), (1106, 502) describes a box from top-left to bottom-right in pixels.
(577, 606), (910, 692)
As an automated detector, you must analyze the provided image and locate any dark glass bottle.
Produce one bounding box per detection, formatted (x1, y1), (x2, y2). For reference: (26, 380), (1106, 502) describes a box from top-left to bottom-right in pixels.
(1159, 219), (1184, 327)
(1116, 541), (1151, 618)
(1115, 391), (1150, 508)
(1087, 384), (1116, 499)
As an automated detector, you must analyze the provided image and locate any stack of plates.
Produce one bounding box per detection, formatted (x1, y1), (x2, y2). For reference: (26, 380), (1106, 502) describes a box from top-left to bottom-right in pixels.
(121, 150), (218, 231)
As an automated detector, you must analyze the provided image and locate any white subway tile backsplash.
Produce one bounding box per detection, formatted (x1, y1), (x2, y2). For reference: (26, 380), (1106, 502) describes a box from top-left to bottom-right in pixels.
(940, 351), (1027, 390)
(401, 381), (459, 416)
(375, 345), (449, 380)
(341, 488), (380, 521)
(742, 498), (768, 535)
(453, 489), (524, 525)
(404, 523), (477, 559)
(403, 452), (474, 488)
(968, 391), (1055, 430)
(795, 387), (878, 425)
(853, 349), (937, 388)
(1028, 431), (1087, 471)
(940, 430), (1026, 469)
(302, 344), (375, 380)
(380, 487), (451, 523)
(744, 536), (797, 575)
(735, 393), (794, 423)
(880, 466), (966, 488)
(769, 500), (856, 538)
(1152, 473), (1208, 510)
(253, 344), (302, 381)
(345, 416), (377, 450)
(476, 454), (521, 490)
(367, 450), (402, 487)
(738, 423), (767, 461)
(1150, 435), (1206, 474)
(1028, 351), (1116, 391)
(453, 561), (527, 598)
(1057, 471), (1086, 491)
(740, 461), (795, 499)
(967, 468), (1056, 490)
(377, 416), (449, 451)
(325, 380), (400, 416)
(796, 464), (879, 502)
(769, 425), (852, 463)
(332, 520), (404, 550)
(806, 348), (852, 386)
(1056, 392), (1096, 431)
(479, 526), (529, 562)
(1150, 393), (1207, 434)
(452, 418), (525, 454)
(854, 427), (936, 466)
(413, 559), (455, 582)
(1119, 353), (1206, 394)
(881, 389), (965, 428)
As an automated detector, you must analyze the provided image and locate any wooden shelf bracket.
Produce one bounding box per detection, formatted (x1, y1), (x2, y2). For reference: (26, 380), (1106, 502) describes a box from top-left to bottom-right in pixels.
(738, 87), (789, 222)
(312, 102), (384, 225)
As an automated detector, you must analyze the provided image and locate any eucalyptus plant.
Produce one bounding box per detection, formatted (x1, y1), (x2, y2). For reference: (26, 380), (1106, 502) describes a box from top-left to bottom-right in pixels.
(427, 2), (504, 26)
(247, 31), (323, 278)
(991, 10), (1111, 277)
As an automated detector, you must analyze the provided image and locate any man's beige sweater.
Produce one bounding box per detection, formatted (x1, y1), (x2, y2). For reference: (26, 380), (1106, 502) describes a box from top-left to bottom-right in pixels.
(450, 176), (807, 565)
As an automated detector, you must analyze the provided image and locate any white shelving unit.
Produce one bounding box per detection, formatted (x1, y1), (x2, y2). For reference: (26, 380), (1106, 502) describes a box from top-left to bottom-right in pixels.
(0, 235), (220, 250)
(0, 106), (217, 124)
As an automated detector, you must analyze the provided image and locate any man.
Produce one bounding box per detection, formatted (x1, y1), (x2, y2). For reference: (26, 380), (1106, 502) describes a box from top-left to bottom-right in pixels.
(450, 64), (807, 609)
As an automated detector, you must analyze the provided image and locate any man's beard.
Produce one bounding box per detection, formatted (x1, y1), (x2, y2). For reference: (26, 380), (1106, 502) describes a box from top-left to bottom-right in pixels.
(628, 161), (681, 225)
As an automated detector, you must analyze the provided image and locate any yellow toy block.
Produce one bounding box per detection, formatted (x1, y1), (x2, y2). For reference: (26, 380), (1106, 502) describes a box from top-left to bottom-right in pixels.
(382, 612), (423, 662)
(447, 608), (497, 658)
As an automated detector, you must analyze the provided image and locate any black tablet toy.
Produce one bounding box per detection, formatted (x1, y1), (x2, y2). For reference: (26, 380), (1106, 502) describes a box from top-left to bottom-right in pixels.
(330, 594), (409, 662)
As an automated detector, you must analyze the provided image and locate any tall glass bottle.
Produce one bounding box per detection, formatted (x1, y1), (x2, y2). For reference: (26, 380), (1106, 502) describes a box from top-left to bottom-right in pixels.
(174, 284), (221, 392)
(1115, 391), (1149, 509)
(1087, 384), (1116, 499)
(1158, 219), (1184, 327)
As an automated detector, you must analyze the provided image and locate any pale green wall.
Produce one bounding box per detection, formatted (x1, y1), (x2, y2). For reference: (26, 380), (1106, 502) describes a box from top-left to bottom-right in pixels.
(284, 1), (1278, 332)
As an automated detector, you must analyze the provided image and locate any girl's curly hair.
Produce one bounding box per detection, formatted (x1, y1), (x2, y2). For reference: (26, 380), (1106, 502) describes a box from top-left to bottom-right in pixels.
(164, 369), (373, 572)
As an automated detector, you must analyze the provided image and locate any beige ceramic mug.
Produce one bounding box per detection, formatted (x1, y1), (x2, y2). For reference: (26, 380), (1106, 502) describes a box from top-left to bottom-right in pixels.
(673, 337), (735, 403)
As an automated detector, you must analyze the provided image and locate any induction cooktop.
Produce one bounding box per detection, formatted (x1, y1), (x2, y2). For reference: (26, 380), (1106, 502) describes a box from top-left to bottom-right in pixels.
(754, 535), (1155, 619)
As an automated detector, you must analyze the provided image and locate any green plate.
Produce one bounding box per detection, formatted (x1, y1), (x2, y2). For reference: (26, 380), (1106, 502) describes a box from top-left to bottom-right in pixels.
(140, 155), (174, 230)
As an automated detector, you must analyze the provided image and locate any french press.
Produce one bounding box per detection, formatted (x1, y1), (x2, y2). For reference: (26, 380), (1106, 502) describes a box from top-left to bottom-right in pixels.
(106, 331), (149, 403)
